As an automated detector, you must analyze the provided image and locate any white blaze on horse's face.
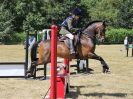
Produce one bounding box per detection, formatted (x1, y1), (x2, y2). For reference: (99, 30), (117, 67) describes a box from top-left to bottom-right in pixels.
(96, 23), (106, 43)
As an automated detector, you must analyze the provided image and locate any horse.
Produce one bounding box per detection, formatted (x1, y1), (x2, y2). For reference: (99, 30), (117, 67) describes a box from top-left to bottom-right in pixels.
(27, 20), (110, 77)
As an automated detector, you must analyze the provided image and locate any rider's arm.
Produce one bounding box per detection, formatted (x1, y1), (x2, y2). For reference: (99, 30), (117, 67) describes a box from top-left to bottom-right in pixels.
(67, 18), (78, 33)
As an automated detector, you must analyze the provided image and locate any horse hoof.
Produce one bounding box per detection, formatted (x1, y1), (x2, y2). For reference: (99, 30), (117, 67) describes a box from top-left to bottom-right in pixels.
(106, 70), (111, 74)
(26, 73), (33, 78)
(103, 69), (110, 74)
(103, 70), (106, 73)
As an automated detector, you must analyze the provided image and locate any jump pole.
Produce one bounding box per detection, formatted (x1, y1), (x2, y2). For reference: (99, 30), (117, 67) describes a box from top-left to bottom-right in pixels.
(25, 30), (29, 77)
(132, 36), (133, 57)
(45, 25), (69, 99)
(50, 25), (58, 99)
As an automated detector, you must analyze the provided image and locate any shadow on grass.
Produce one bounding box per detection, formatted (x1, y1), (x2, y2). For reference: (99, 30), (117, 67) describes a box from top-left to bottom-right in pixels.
(66, 85), (127, 99)
(83, 92), (127, 98)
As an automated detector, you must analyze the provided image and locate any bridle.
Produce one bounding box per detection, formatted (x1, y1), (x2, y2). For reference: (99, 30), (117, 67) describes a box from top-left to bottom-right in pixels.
(80, 21), (106, 43)
(96, 24), (105, 42)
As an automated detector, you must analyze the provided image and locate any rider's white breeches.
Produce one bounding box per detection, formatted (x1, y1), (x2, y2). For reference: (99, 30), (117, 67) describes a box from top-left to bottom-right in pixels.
(65, 33), (74, 39)
(59, 28), (74, 40)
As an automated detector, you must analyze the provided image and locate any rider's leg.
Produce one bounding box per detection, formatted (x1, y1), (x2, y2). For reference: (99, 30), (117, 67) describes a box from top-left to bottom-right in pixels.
(65, 33), (75, 54)
(69, 39), (75, 54)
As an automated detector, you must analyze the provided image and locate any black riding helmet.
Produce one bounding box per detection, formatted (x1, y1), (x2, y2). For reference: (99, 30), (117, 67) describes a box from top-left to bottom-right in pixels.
(72, 8), (82, 16)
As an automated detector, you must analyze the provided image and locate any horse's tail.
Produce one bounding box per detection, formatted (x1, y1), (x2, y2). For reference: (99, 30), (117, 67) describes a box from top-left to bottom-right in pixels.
(31, 42), (39, 62)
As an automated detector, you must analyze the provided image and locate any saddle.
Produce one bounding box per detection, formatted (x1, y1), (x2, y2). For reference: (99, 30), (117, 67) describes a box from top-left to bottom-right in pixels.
(59, 32), (81, 53)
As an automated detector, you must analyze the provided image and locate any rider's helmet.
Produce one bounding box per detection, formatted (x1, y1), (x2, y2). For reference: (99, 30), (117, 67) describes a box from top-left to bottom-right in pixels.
(72, 8), (82, 16)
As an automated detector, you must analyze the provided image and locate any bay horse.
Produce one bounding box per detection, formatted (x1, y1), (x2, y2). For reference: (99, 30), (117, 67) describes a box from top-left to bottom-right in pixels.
(27, 21), (110, 77)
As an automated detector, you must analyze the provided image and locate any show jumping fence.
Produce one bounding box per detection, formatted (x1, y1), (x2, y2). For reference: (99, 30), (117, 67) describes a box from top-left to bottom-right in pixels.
(44, 25), (70, 99)
(0, 30), (33, 78)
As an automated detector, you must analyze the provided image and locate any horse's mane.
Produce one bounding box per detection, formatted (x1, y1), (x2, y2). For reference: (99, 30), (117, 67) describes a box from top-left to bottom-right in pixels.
(82, 20), (105, 31)
(82, 20), (105, 30)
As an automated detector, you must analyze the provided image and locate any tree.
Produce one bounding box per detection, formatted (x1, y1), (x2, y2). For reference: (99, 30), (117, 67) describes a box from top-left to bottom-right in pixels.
(88, 0), (121, 27)
(117, 0), (133, 28)
(0, 0), (15, 43)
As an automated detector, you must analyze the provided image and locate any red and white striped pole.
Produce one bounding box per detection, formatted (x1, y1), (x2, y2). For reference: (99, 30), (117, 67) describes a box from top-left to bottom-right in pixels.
(50, 25), (58, 99)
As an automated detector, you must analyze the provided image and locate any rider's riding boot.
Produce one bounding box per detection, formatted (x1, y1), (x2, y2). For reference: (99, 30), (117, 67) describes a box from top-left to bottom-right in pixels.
(69, 39), (75, 55)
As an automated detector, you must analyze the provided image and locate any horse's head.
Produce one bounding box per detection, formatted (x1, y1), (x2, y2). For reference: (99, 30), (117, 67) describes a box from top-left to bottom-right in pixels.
(95, 21), (106, 43)
(82, 21), (107, 43)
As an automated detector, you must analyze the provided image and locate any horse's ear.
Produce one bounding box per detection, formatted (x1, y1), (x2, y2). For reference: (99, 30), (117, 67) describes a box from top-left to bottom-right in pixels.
(103, 21), (107, 27)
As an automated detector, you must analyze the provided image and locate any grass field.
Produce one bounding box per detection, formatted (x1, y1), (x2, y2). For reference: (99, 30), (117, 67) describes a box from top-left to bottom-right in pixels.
(0, 44), (133, 99)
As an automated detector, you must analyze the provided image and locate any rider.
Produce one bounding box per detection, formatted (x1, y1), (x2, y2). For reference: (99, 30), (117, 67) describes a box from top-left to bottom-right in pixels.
(59, 7), (82, 55)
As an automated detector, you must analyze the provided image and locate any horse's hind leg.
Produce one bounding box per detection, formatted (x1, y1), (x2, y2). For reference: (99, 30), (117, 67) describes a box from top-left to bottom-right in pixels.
(27, 45), (51, 78)
(27, 54), (50, 78)
(88, 52), (110, 73)
(26, 59), (39, 78)
(35, 49), (51, 76)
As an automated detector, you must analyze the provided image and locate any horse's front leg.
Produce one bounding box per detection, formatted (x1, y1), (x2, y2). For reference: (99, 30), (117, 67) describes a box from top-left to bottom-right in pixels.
(88, 52), (110, 73)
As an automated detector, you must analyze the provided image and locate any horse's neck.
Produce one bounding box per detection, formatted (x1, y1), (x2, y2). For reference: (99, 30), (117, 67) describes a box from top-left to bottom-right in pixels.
(82, 25), (96, 40)
(80, 35), (96, 46)
(80, 24), (97, 48)
(77, 35), (96, 58)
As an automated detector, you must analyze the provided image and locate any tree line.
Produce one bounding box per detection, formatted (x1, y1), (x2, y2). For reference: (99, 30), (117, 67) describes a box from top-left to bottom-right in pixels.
(0, 0), (133, 44)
